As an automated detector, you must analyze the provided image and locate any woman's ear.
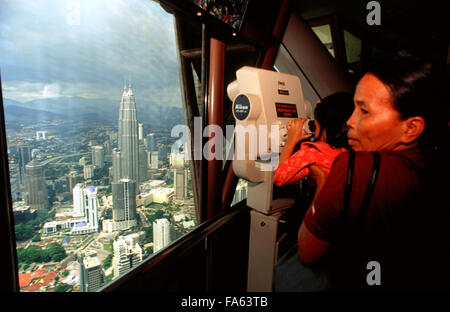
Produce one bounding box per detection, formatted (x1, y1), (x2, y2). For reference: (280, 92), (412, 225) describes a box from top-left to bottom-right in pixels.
(401, 116), (425, 144)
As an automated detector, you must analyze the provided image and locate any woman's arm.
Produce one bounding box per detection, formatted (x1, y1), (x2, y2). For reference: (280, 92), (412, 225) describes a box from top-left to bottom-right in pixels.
(279, 118), (312, 166)
(298, 164), (330, 265)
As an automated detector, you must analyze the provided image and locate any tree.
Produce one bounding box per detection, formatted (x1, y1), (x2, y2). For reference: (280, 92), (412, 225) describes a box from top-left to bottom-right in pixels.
(145, 246), (153, 255)
(15, 223), (34, 241)
(45, 243), (67, 262)
(142, 226), (153, 244)
(53, 283), (72, 292)
(31, 234), (41, 242)
(102, 254), (113, 269)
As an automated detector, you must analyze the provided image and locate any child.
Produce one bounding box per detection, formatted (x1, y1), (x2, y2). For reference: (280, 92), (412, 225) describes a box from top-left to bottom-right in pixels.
(274, 92), (354, 187)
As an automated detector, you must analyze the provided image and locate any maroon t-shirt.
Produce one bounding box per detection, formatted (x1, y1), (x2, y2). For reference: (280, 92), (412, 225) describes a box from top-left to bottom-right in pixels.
(303, 148), (448, 290)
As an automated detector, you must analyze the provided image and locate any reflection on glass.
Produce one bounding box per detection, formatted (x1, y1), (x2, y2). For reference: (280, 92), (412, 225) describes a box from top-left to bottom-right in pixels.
(1, 0), (196, 292)
(231, 179), (248, 206)
(343, 29), (362, 64)
(274, 44), (320, 113)
(192, 0), (248, 30)
(311, 25), (335, 58)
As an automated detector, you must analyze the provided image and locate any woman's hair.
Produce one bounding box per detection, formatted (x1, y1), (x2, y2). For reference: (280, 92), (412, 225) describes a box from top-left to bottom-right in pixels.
(367, 57), (433, 121)
(314, 92), (354, 149)
(366, 57), (447, 152)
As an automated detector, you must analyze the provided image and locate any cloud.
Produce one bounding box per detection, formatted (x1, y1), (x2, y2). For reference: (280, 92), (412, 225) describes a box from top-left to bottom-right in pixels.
(0, 0), (182, 107)
(42, 83), (61, 98)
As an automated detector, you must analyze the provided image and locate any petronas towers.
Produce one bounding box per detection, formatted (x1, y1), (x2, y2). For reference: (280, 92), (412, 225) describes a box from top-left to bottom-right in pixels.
(116, 83), (140, 182)
(114, 82), (147, 184)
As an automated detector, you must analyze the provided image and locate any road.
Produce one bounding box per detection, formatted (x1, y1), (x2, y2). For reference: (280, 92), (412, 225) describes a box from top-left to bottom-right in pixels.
(40, 152), (89, 166)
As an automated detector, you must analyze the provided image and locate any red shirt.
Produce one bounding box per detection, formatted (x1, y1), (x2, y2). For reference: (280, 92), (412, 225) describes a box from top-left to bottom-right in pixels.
(274, 141), (346, 187)
(303, 149), (449, 290)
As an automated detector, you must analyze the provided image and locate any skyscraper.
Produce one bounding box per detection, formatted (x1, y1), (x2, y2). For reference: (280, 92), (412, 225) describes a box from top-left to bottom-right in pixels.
(84, 186), (99, 232)
(18, 145), (32, 185)
(79, 251), (104, 292)
(24, 159), (48, 210)
(67, 171), (83, 192)
(103, 140), (112, 155)
(73, 183), (84, 215)
(112, 178), (137, 229)
(150, 151), (159, 169)
(138, 141), (148, 182)
(138, 123), (144, 141)
(91, 145), (105, 168)
(153, 218), (171, 253)
(170, 152), (185, 168)
(117, 84), (139, 182)
(146, 133), (156, 153)
(83, 165), (94, 180)
(173, 168), (188, 200)
(113, 236), (143, 279)
(72, 184), (99, 233)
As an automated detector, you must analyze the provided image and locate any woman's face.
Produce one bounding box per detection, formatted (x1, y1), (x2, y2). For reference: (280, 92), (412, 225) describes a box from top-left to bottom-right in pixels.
(313, 119), (321, 140)
(346, 74), (407, 152)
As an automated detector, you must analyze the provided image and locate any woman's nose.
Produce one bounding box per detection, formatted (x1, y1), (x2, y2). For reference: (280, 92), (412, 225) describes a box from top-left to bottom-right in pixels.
(346, 110), (356, 129)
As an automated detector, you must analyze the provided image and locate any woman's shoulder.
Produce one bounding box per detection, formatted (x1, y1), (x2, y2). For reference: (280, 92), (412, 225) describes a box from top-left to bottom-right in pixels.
(302, 141), (347, 154)
(330, 149), (424, 176)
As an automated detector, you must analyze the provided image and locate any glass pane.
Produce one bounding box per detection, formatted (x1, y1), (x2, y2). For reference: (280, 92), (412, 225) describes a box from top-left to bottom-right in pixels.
(343, 29), (362, 64)
(231, 179), (247, 206)
(311, 24), (335, 58)
(1, 0), (197, 292)
(274, 44), (319, 117)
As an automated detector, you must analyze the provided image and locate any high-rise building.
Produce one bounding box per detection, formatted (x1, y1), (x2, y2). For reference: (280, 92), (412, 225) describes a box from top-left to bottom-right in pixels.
(153, 218), (171, 253)
(79, 251), (104, 292)
(158, 144), (168, 163)
(92, 146), (105, 168)
(79, 156), (88, 166)
(72, 184), (99, 233)
(67, 171), (83, 192)
(138, 141), (147, 182)
(18, 145), (32, 185)
(103, 140), (112, 155)
(84, 186), (99, 232)
(138, 123), (144, 141)
(73, 183), (84, 215)
(170, 152), (185, 169)
(113, 236), (143, 279)
(24, 159), (48, 210)
(146, 133), (156, 153)
(117, 84), (139, 182)
(112, 178), (137, 229)
(150, 151), (159, 169)
(173, 168), (188, 200)
(83, 165), (95, 180)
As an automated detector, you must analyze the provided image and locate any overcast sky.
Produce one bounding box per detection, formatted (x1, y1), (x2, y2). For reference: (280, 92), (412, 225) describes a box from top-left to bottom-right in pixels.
(0, 0), (182, 107)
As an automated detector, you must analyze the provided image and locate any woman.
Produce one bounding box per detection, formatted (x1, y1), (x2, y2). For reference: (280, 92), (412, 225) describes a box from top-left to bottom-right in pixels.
(297, 58), (449, 290)
(274, 92), (353, 188)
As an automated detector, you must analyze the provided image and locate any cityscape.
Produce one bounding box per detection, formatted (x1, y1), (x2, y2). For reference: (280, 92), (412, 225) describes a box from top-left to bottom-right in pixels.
(1, 0), (248, 292)
(7, 84), (200, 292)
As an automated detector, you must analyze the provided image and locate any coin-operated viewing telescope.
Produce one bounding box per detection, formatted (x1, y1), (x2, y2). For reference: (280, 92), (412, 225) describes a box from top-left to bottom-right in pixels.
(227, 66), (310, 291)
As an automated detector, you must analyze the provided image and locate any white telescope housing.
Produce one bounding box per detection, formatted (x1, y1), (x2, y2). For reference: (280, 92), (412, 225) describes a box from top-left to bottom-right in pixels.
(228, 66), (308, 213)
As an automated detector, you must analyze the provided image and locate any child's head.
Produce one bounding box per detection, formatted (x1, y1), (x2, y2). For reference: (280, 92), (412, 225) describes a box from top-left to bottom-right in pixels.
(314, 92), (354, 148)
